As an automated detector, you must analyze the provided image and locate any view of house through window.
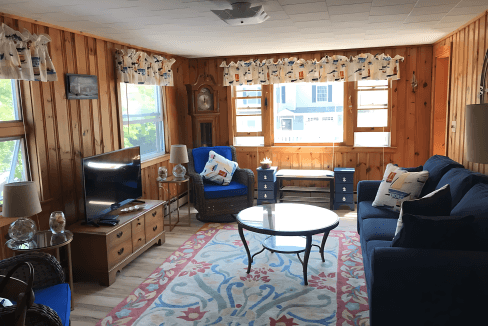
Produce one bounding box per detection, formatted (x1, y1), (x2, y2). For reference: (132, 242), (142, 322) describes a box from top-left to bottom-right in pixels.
(274, 82), (344, 143)
(120, 83), (166, 159)
(0, 79), (28, 204)
(234, 85), (264, 146)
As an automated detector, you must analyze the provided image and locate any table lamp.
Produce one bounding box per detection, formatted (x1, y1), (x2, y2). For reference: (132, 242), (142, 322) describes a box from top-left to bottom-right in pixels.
(169, 144), (189, 179)
(3, 181), (42, 243)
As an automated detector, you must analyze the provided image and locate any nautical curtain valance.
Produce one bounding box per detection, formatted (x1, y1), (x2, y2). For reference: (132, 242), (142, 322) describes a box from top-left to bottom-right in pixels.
(220, 53), (404, 86)
(115, 49), (176, 86)
(0, 23), (57, 82)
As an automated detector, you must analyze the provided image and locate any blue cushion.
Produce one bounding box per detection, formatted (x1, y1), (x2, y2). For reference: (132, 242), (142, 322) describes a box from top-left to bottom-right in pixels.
(358, 201), (400, 221)
(34, 283), (70, 326)
(192, 146), (233, 174)
(361, 218), (398, 242)
(204, 181), (248, 199)
(420, 155), (463, 197)
(396, 165), (423, 172)
(363, 240), (391, 298)
(435, 168), (481, 208)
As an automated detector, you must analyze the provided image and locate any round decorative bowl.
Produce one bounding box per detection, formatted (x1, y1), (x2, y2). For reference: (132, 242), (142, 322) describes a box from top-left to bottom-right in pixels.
(260, 162), (271, 169)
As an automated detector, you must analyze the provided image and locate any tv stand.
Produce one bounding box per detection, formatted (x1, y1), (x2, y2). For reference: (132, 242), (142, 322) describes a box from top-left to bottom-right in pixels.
(69, 199), (165, 286)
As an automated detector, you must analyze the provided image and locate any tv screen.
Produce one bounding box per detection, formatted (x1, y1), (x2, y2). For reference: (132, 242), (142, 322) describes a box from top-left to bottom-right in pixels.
(82, 146), (142, 223)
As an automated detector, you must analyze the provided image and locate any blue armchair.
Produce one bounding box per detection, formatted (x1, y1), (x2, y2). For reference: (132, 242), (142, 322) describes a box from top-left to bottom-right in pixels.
(188, 146), (254, 222)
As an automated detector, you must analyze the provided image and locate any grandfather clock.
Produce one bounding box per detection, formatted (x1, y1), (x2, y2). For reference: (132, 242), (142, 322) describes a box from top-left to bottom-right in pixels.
(186, 73), (219, 148)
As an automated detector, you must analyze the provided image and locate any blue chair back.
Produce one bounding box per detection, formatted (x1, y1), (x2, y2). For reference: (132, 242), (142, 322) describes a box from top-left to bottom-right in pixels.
(192, 146), (233, 174)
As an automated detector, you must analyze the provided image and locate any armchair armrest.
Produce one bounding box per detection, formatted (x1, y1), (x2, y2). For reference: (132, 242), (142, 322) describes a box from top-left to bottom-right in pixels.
(357, 180), (381, 203)
(370, 247), (488, 326)
(0, 252), (64, 291)
(233, 168), (254, 206)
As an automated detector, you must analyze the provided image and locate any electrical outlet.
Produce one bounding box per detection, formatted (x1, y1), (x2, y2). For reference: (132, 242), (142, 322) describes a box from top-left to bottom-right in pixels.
(451, 121), (456, 133)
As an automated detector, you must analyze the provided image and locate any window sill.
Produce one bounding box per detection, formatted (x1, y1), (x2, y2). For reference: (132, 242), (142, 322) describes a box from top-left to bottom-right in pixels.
(141, 153), (170, 169)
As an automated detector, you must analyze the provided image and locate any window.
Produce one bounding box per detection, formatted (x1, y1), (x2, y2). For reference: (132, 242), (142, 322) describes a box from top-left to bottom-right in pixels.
(274, 82), (344, 143)
(120, 83), (166, 160)
(233, 85), (264, 146)
(354, 80), (391, 147)
(0, 79), (28, 204)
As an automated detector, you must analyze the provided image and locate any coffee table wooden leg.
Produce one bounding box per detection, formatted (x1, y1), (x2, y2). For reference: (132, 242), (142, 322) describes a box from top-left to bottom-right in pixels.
(238, 225), (252, 274)
(320, 231), (331, 262)
(303, 235), (312, 285)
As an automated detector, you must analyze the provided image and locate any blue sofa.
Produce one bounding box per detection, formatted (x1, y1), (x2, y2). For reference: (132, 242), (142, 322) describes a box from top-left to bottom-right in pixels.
(357, 155), (488, 326)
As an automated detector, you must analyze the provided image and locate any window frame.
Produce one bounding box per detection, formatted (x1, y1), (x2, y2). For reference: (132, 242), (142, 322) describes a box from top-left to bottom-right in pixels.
(119, 83), (168, 161)
(232, 85), (265, 145)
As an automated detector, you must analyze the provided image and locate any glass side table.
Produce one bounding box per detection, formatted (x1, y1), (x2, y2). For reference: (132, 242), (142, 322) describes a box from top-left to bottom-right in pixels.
(158, 175), (191, 231)
(6, 230), (74, 310)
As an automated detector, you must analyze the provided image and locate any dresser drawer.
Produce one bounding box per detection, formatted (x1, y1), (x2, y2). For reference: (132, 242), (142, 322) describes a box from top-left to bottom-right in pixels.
(258, 191), (275, 200)
(145, 206), (164, 240)
(258, 182), (275, 191)
(335, 194), (354, 204)
(335, 183), (354, 194)
(258, 172), (276, 182)
(145, 206), (163, 225)
(107, 224), (131, 249)
(131, 216), (145, 235)
(335, 173), (354, 184)
(132, 231), (145, 252)
(108, 238), (132, 268)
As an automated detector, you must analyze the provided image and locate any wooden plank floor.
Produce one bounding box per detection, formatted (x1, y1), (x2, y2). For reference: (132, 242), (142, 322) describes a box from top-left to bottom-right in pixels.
(70, 203), (358, 325)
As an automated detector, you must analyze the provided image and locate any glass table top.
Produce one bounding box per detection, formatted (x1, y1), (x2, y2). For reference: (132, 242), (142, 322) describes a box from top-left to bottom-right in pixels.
(6, 230), (73, 251)
(237, 203), (339, 235)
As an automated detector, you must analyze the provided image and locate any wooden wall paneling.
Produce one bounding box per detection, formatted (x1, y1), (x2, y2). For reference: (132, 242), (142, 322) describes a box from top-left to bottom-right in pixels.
(96, 38), (113, 153)
(106, 42), (121, 151)
(469, 21), (478, 172)
(87, 37), (102, 155)
(460, 27), (469, 167)
(477, 15), (486, 173)
(415, 46), (433, 167)
(405, 47), (417, 168)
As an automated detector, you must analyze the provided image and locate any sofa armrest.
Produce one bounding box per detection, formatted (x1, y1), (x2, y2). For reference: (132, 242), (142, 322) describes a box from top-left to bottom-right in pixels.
(370, 247), (488, 326)
(357, 180), (381, 203)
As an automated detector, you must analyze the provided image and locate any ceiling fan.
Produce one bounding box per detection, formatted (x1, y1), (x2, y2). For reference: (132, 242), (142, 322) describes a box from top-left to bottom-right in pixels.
(211, 1), (270, 26)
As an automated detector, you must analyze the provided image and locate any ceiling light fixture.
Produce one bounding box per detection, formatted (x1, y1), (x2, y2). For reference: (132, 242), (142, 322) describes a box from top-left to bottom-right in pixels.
(211, 2), (270, 26)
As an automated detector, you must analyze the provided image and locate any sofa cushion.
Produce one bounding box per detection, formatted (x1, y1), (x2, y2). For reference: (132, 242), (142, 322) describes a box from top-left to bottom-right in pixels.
(396, 165), (423, 172)
(358, 201), (400, 220)
(395, 184), (451, 235)
(364, 240), (392, 298)
(436, 168), (481, 208)
(192, 146), (233, 174)
(372, 163), (429, 212)
(362, 218), (398, 242)
(35, 283), (71, 326)
(420, 155), (463, 197)
(391, 213), (476, 251)
(200, 150), (238, 185)
(204, 181), (248, 199)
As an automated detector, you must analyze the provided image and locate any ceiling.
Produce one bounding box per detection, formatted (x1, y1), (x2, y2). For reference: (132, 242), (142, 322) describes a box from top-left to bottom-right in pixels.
(1, 0), (487, 58)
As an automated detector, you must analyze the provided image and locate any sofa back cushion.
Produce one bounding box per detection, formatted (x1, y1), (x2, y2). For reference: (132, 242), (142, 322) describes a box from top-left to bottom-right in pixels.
(435, 168), (481, 208)
(420, 155), (463, 197)
(192, 146), (233, 174)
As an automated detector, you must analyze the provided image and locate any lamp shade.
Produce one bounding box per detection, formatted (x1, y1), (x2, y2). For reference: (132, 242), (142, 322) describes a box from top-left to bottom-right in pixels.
(169, 145), (189, 164)
(2, 181), (42, 217)
(465, 104), (488, 163)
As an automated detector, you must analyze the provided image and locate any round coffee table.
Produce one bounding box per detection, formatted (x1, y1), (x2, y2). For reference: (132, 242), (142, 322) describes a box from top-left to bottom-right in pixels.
(236, 203), (339, 285)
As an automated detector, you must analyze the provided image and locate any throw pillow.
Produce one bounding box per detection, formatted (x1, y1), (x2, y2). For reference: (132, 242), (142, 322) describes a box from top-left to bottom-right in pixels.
(394, 184), (451, 236)
(391, 213), (476, 250)
(200, 150), (238, 186)
(372, 163), (429, 212)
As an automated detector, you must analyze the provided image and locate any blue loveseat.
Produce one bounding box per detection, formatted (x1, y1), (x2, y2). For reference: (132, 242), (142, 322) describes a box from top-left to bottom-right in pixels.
(357, 155), (488, 326)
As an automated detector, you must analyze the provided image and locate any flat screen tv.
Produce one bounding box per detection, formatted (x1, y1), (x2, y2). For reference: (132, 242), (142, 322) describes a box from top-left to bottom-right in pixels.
(82, 146), (142, 225)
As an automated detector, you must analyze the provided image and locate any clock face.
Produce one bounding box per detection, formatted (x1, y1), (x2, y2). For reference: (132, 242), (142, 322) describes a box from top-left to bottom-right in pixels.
(197, 88), (213, 111)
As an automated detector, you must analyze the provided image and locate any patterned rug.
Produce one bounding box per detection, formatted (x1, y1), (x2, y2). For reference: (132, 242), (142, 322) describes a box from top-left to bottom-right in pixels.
(98, 223), (369, 326)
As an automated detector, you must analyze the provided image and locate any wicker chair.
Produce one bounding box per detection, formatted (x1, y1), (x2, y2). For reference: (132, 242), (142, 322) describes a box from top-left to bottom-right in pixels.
(0, 252), (70, 326)
(188, 146), (254, 222)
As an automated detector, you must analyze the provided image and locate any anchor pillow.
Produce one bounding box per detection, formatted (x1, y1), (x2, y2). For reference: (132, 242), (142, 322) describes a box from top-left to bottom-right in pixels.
(200, 150), (238, 186)
(372, 163), (429, 212)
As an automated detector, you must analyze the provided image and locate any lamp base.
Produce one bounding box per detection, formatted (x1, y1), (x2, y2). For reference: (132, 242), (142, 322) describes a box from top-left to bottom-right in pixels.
(173, 164), (186, 179)
(8, 217), (37, 243)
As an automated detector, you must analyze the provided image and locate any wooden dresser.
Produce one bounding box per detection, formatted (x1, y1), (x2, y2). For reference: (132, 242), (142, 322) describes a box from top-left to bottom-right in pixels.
(69, 199), (165, 286)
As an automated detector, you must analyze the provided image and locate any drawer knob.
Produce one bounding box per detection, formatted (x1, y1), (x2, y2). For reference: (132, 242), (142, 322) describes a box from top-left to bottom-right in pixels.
(138, 238), (142, 242)
(264, 184), (267, 189)
(116, 231), (123, 238)
(137, 222), (141, 226)
(152, 211), (157, 217)
(343, 187), (346, 192)
(264, 175), (267, 180)
(264, 194), (267, 198)
(343, 177), (346, 182)
(118, 248), (124, 255)
(342, 197), (346, 202)
(153, 225), (158, 231)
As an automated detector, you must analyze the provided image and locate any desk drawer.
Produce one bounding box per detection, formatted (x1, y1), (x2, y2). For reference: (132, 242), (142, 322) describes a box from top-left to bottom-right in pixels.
(335, 194), (354, 203)
(107, 224), (131, 249)
(258, 191), (275, 200)
(258, 182), (275, 191)
(335, 173), (354, 184)
(335, 183), (353, 194)
(108, 238), (132, 268)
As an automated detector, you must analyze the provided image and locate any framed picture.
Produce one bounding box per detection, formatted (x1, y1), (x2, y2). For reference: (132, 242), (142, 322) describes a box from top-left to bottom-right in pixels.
(66, 74), (98, 100)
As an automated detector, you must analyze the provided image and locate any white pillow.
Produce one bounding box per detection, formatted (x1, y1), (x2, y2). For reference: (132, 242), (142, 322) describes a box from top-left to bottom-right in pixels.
(200, 150), (238, 186)
(372, 163), (429, 212)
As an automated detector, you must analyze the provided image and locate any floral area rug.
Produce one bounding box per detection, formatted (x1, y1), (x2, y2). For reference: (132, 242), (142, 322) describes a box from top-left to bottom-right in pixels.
(98, 223), (369, 326)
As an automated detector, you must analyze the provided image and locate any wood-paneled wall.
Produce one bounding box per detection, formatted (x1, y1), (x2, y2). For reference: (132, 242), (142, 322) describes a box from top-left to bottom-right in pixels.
(188, 45), (433, 188)
(434, 10), (488, 172)
(0, 13), (188, 230)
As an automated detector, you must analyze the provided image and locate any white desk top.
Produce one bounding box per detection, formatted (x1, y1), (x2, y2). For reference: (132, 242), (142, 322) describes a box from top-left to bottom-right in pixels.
(275, 169), (334, 178)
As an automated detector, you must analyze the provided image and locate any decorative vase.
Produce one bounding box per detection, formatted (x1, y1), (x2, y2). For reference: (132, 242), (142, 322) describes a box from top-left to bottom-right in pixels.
(157, 166), (168, 181)
(49, 211), (66, 234)
(173, 164), (186, 179)
(8, 217), (37, 243)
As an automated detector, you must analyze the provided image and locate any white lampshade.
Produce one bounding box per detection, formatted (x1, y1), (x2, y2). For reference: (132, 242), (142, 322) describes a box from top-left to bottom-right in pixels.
(2, 181), (42, 217)
(465, 104), (488, 164)
(169, 145), (189, 164)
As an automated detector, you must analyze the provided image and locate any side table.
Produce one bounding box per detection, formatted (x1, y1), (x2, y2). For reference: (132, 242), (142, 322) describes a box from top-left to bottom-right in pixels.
(158, 175), (191, 231)
(6, 230), (74, 309)
(257, 166), (278, 205)
(333, 167), (355, 210)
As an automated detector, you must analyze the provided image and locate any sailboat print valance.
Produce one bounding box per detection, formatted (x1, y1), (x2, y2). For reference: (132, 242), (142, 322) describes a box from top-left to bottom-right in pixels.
(220, 53), (404, 86)
(0, 23), (57, 82)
